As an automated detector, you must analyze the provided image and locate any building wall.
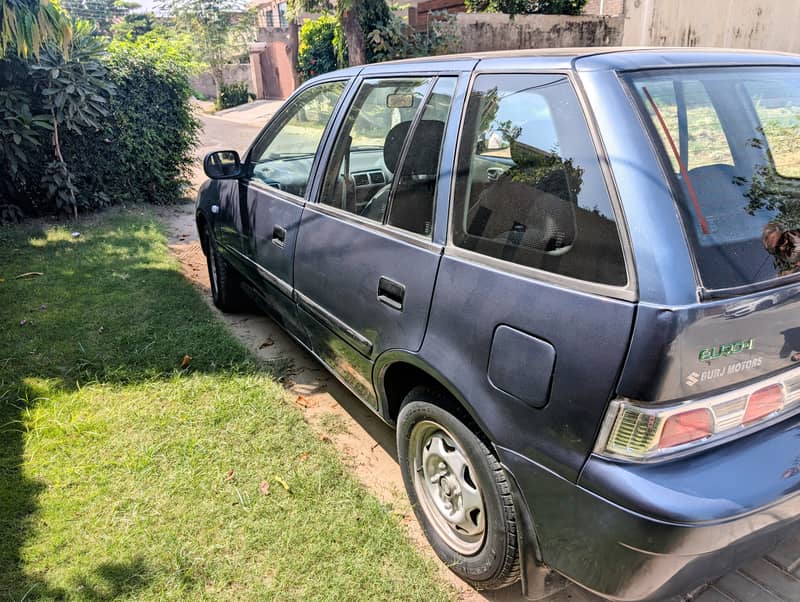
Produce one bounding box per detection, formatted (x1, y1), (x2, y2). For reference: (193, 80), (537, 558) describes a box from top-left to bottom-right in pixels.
(454, 13), (624, 53)
(189, 64), (254, 100)
(622, 0), (800, 53)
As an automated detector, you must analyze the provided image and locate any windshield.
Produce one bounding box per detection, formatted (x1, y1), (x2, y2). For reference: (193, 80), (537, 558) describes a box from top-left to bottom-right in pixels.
(627, 67), (800, 291)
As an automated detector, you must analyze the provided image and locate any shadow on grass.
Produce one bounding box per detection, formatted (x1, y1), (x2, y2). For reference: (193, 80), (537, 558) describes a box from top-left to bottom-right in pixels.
(0, 213), (282, 599)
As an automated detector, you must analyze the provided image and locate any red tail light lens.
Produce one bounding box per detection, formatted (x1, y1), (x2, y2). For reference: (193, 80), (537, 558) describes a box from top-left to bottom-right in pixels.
(658, 408), (713, 448)
(743, 384), (784, 425)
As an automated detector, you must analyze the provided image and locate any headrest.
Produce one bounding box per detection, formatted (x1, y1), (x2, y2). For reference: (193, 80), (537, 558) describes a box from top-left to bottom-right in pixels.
(383, 120), (446, 175)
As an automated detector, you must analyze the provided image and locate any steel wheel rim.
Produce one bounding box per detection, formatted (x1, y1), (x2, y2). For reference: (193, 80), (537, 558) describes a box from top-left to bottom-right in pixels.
(409, 420), (486, 555)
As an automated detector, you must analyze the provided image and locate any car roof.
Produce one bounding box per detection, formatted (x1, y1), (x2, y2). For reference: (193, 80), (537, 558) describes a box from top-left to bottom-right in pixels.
(356, 47), (800, 74)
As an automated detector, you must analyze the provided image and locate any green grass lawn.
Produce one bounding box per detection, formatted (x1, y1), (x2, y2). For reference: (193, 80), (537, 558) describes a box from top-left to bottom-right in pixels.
(0, 209), (451, 601)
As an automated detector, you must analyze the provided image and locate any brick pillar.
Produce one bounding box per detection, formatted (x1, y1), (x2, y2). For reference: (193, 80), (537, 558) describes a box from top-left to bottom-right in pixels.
(249, 43), (268, 100)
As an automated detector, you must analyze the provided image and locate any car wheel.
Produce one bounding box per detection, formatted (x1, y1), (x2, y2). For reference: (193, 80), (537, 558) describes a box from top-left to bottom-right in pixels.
(204, 227), (244, 313)
(397, 388), (520, 590)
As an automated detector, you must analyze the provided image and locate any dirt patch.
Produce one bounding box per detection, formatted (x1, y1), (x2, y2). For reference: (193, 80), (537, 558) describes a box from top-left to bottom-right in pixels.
(155, 203), (596, 602)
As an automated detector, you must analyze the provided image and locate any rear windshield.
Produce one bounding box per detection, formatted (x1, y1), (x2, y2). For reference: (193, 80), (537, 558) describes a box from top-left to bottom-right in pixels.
(626, 67), (800, 291)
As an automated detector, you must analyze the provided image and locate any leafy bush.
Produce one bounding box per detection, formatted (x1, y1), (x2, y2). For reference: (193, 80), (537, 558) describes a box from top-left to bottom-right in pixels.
(297, 15), (342, 82)
(216, 81), (253, 110)
(464, 0), (587, 16)
(0, 25), (200, 223)
(367, 11), (458, 63)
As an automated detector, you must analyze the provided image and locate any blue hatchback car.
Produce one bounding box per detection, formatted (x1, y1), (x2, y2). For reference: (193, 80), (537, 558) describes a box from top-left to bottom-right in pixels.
(196, 48), (800, 600)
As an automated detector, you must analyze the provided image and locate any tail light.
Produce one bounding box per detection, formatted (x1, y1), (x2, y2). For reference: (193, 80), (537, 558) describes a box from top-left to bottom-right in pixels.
(596, 368), (800, 462)
(743, 384), (784, 424)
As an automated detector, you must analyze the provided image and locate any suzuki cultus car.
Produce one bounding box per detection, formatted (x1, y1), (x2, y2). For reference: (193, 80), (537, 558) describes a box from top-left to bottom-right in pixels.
(196, 49), (800, 600)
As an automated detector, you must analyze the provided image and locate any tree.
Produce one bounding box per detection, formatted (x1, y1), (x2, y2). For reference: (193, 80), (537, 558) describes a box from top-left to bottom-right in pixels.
(161, 0), (255, 100)
(1, 0), (72, 57)
(111, 10), (155, 40)
(60, 0), (133, 32)
(287, 0), (390, 68)
(464, 0), (587, 17)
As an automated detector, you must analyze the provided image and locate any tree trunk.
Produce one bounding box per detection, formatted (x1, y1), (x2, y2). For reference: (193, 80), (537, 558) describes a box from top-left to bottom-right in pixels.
(341, 0), (366, 67)
(212, 65), (225, 104)
(287, 18), (300, 90)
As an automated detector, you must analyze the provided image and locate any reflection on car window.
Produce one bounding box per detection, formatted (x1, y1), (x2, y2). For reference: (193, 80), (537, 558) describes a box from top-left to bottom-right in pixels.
(386, 77), (456, 235)
(452, 74), (627, 287)
(319, 78), (431, 223)
(629, 68), (800, 289)
(249, 81), (345, 196)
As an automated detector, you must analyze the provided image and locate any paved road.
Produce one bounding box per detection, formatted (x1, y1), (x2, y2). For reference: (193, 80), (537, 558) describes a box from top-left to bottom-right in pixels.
(193, 108), (800, 602)
(196, 113), (261, 159)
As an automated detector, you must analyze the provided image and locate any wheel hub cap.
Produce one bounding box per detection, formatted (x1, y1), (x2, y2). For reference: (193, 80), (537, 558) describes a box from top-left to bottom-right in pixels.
(410, 422), (486, 555)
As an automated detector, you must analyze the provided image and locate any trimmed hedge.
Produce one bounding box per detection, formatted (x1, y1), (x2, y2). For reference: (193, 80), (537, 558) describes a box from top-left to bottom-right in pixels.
(0, 33), (199, 222)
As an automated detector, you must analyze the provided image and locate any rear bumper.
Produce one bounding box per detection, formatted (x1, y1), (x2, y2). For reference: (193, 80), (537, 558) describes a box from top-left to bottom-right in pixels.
(499, 415), (800, 601)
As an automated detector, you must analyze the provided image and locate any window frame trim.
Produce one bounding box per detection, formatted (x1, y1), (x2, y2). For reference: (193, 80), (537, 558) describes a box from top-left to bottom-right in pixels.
(445, 68), (638, 302)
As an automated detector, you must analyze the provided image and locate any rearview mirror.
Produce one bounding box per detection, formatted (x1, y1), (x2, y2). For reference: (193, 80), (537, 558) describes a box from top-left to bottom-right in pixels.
(386, 93), (414, 109)
(204, 150), (243, 179)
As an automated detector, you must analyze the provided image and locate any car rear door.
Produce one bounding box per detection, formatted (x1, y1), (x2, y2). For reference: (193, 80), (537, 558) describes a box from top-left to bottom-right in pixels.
(292, 74), (465, 408)
(420, 71), (637, 481)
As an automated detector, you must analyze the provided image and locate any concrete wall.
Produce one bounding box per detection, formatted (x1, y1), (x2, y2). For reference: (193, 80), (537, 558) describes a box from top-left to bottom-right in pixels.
(454, 13), (624, 53)
(623, 0), (800, 53)
(190, 64), (254, 100)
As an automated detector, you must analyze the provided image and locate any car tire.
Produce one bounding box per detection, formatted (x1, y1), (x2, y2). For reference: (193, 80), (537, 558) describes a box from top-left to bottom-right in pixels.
(397, 388), (520, 590)
(204, 227), (244, 313)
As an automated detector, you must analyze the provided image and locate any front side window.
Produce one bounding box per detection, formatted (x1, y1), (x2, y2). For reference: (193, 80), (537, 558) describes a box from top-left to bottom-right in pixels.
(452, 73), (627, 287)
(629, 68), (800, 290)
(319, 77), (455, 236)
(248, 81), (345, 197)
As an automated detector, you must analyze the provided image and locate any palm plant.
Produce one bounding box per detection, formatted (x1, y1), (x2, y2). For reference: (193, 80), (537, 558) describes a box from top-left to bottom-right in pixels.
(1, 0), (72, 58)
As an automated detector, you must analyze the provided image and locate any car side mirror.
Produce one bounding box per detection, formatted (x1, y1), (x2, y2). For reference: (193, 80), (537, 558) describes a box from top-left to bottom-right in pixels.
(204, 150), (243, 179)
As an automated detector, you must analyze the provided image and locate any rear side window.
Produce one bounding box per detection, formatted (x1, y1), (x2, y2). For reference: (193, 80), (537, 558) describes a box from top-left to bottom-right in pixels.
(628, 68), (800, 290)
(452, 73), (627, 287)
(319, 77), (455, 237)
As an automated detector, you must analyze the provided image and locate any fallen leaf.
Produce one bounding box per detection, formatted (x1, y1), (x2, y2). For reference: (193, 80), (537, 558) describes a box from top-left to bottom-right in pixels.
(180, 354), (192, 369)
(225, 469), (235, 482)
(297, 451), (310, 462)
(15, 272), (43, 280)
(258, 337), (274, 349)
(259, 480), (270, 496)
(319, 435), (332, 444)
(274, 476), (291, 493)
(295, 395), (317, 408)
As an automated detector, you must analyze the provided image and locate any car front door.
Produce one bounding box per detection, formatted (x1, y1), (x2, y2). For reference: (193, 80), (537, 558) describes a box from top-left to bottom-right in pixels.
(232, 80), (348, 335)
(292, 75), (461, 408)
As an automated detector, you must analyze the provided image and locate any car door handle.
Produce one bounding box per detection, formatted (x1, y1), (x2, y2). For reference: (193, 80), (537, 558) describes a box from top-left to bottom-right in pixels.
(377, 276), (405, 311)
(487, 167), (503, 182)
(272, 225), (287, 247)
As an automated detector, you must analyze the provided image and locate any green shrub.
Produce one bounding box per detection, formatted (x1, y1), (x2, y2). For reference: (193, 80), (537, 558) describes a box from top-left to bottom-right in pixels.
(464, 0), (587, 16)
(216, 81), (253, 110)
(297, 15), (342, 82)
(367, 11), (458, 63)
(0, 27), (200, 222)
